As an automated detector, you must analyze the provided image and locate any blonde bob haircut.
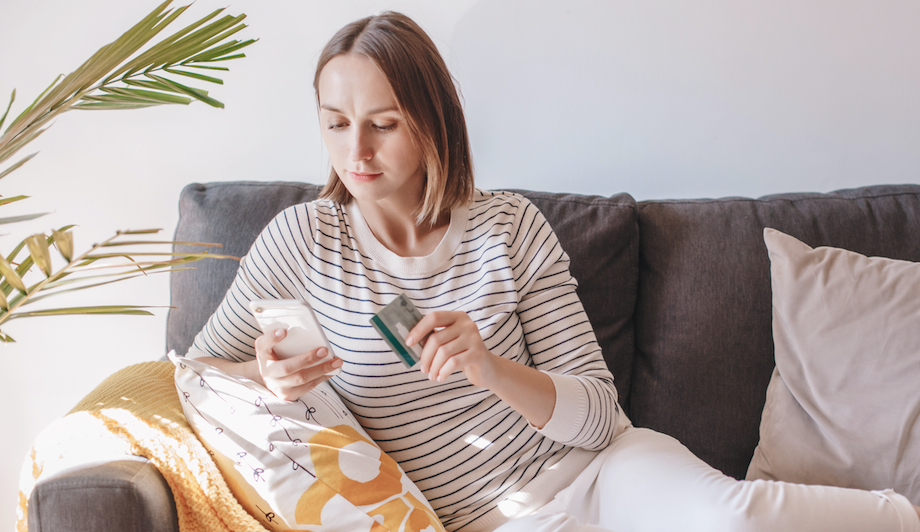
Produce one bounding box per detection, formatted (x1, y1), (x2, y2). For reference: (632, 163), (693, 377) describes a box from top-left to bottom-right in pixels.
(313, 12), (474, 227)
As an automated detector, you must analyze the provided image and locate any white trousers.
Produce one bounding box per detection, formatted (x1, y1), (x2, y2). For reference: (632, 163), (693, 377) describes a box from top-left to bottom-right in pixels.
(495, 427), (919, 532)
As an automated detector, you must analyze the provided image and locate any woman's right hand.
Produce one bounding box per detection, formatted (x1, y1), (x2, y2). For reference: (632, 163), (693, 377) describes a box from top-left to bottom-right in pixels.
(255, 328), (343, 401)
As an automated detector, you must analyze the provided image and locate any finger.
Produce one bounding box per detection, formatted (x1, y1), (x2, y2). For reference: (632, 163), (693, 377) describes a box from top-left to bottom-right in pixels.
(263, 346), (332, 383)
(306, 352), (343, 377)
(426, 337), (466, 380)
(270, 347), (327, 380)
(292, 356), (343, 387)
(407, 311), (458, 347)
(296, 346), (330, 367)
(326, 356), (344, 375)
(433, 350), (469, 382)
(265, 355), (341, 400)
(274, 373), (336, 401)
(418, 327), (461, 373)
(255, 328), (287, 362)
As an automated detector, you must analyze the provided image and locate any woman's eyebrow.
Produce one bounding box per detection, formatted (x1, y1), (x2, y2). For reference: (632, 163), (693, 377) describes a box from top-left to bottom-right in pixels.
(320, 104), (399, 115)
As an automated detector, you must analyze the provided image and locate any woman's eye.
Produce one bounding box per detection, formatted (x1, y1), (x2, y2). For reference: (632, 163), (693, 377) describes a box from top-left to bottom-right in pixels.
(373, 123), (397, 132)
(328, 123), (347, 130)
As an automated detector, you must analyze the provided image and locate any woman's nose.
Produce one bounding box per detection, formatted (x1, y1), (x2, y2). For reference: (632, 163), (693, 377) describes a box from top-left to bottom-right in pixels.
(349, 128), (373, 161)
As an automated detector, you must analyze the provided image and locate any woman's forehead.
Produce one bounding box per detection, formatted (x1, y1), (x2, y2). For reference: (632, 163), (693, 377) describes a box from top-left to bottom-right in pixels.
(317, 54), (399, 113)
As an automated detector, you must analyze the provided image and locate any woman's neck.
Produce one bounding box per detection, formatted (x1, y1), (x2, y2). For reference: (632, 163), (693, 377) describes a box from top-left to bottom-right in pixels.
(355, 199), (450, 258)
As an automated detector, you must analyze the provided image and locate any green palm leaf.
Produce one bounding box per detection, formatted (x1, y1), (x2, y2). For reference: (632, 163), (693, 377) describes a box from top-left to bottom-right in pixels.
(0, 254), (27, 293)
(0, 90), (15, 133)
(163, 68), (223, 84)
(0, 154), (37, 181)
(26, 268), (191, 305)
(114, 8), (224, 79)
(0, 1), (252, 342)
(186, 38), (254, 64)
(0, 195), (29, 207)
(122, 79), (183, 93)
(100, 87), (192, 105)
(181, 64), (228, 71)
(0, 228), (238, 340)
(10, 305), (160, 318)
(3, 76), (58, 138)
(52, 229), (74, 261)
(145, 74), (224, 108)
(0, 213), (48, 225)
(0, 126), (48, 167)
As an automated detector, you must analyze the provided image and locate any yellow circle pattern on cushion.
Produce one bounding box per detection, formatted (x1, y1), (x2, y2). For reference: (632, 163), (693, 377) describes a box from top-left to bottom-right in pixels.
(296, 425), (442, 532)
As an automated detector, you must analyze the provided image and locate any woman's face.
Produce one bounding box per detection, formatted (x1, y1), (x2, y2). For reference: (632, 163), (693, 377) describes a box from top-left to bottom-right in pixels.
(317, 54), (424, 210)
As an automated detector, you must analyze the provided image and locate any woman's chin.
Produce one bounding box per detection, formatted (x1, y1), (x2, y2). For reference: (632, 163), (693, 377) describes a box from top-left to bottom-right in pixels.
(343, 183), (388, 205)
(338, 170), (425, 209)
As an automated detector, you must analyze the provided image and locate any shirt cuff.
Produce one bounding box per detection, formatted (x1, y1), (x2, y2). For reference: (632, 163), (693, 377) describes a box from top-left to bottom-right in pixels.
(533, 371), (589, 444)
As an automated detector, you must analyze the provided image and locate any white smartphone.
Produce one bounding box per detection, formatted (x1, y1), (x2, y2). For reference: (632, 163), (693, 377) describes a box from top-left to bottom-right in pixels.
(248, 299), (341, 375)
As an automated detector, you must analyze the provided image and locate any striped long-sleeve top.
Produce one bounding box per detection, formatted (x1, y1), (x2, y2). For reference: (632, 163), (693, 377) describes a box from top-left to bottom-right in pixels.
(188, 189), (623, 532)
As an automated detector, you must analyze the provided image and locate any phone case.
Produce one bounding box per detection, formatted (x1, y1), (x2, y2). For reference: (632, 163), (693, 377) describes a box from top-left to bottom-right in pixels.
(248, 299), (341, 375)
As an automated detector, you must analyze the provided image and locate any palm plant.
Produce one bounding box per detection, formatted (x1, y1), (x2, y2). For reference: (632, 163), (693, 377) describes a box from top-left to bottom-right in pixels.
(0, 0), (254, 342)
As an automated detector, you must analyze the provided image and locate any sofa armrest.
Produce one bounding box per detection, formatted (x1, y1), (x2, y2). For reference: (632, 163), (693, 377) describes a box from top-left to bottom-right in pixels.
(28, 456), (178, 532)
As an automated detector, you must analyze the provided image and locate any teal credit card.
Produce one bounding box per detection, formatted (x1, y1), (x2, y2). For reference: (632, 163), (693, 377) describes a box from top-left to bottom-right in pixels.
(370, 293), (425, 367)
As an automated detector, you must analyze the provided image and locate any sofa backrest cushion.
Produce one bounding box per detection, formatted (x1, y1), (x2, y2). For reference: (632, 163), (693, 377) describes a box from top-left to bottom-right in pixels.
(168, 182), (325, 357)
(167, 182), (640, 412)
(509, 191), (639, 413)
(632, 184), (920, 480)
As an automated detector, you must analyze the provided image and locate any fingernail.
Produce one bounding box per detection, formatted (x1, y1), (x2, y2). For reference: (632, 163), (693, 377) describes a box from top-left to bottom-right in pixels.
(406, 336), (415, 346)
(332, 358), (343, 368)
(318, 347), (328, 358)
(274, 328), (285, 338)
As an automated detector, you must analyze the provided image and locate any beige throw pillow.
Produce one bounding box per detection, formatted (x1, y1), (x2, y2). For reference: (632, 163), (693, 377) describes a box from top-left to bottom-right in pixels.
(746, 228), (920, 504)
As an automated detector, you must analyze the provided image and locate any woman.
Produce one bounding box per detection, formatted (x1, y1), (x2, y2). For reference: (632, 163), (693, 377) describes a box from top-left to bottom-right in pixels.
(190, 11), (920, 532)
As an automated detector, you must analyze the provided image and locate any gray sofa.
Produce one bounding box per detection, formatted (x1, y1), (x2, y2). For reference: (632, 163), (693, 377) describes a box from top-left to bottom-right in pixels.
(27, 181), (920, 531)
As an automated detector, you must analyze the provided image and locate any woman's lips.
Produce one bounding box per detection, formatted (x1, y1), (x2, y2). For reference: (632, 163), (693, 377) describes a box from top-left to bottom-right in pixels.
(348, 171), (381, 183)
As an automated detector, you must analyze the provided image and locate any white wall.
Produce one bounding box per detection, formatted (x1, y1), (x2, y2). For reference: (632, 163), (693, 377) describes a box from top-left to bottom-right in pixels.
(1, 0), (918, 527)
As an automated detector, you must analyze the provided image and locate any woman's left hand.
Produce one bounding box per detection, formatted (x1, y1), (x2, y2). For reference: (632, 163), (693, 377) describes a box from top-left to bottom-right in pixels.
(407, 310), (497, 387)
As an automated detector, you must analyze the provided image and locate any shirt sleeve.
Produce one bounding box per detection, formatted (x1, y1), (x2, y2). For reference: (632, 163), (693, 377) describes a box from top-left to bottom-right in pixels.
(510, 197), (620, 451)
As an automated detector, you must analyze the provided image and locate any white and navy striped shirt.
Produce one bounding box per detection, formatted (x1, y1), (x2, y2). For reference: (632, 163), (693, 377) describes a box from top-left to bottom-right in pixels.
(189, 190), (621, 531)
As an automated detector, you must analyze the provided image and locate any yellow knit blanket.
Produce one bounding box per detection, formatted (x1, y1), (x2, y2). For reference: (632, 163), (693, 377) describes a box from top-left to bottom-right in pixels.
(17, 361), (269, 532)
